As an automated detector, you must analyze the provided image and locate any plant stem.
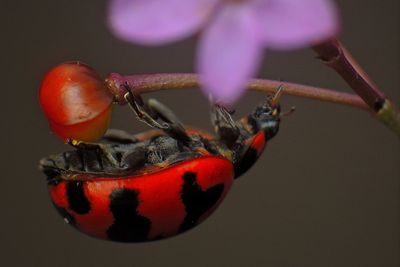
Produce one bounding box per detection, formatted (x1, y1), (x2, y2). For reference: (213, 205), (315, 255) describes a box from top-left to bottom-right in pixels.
(313, 38), (400, 135)
(106, 72), (368, 110)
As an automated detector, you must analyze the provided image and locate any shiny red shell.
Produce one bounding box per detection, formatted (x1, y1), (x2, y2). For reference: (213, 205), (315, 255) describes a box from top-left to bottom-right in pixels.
(49, 155), (234, 242)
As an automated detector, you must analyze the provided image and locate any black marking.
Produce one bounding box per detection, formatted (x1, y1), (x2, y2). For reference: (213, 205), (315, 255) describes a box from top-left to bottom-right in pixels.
(66, 181), (91, 214)
(234, 146), (259, 179)
(52, 203), (76, 227)
(107, 188), (151, 242)
(180, 172), (224, 232)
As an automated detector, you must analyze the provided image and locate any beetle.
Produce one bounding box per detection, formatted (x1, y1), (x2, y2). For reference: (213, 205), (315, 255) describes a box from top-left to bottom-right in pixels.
(39, 86), (283, 242)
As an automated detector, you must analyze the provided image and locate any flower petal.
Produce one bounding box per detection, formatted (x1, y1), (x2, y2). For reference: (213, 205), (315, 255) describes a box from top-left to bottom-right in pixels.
(197, 3), (263, 104)
(108, 0), (218, 45)
(254, 0), (339, 49)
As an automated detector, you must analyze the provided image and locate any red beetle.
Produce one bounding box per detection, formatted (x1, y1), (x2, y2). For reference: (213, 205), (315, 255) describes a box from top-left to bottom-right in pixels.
(39, 72), (282, 242)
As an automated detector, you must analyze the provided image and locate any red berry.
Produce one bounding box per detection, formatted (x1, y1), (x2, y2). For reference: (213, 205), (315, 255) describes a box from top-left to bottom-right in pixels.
(39, 62), (113, 142)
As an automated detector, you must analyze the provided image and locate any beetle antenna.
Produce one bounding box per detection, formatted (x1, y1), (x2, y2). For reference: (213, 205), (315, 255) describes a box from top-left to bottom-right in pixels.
(280, 106), (296, 117)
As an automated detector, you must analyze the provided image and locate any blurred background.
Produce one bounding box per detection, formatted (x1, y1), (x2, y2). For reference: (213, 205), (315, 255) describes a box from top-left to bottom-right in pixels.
(1, 0), (399, 266)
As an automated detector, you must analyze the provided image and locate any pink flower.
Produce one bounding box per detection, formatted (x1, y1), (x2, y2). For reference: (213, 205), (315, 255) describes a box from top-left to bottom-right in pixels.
(108, 0), (339, 104)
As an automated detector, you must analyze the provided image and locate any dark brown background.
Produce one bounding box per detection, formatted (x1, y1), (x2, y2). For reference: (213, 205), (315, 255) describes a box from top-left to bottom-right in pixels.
(1, 0), (399, 266)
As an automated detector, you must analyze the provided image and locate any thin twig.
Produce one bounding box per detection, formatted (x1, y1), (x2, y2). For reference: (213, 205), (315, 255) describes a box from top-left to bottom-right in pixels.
(313, 38), (400, 135)
(313, 38), (386, 111)
(106, 72), (369, 110)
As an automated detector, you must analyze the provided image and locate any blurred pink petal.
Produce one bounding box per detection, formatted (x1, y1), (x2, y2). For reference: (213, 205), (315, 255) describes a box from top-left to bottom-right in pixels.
(108, 0), (340, 104)
(254, 0), (339, 49)
(108, 0), (218, 45)
(197, 3), (263, 104)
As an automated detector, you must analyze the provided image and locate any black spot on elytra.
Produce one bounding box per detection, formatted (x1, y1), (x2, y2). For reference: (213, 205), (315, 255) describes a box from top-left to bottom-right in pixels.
(66, 181), (91, 214)
(234, 146), (258, 179)
(180, 172), (224, 232)
(52, 203), (76, 227)
(107, 188), (151, 242)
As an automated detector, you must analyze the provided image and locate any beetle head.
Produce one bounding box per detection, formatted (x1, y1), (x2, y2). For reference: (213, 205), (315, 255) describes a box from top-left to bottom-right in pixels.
(248, 86), (284, 140)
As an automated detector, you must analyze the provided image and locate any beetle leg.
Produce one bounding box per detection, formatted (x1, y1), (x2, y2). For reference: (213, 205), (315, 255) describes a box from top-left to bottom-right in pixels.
(67, 138), (149, 172)
(146, 98), (191, 143)
(67, 139), (121, 167)
(210, 103), (241, 148)
(124, 88), (168, 130)
(124, 84), (191, 143)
